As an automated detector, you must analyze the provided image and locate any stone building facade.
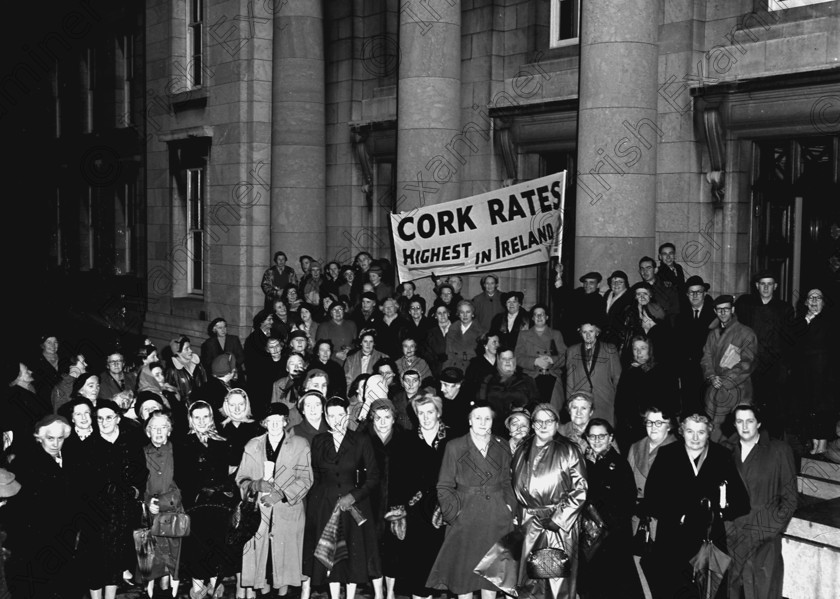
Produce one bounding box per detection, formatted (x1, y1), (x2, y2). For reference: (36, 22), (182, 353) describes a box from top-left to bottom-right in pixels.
(139, 0), (838, 345)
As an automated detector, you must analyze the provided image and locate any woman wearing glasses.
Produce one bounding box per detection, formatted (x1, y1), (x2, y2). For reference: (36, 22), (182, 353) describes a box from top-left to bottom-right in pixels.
(511, 403), (587, 599)
(579, 419), (643, 599)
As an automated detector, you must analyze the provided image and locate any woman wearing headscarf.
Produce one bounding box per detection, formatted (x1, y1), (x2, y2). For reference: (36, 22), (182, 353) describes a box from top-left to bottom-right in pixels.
(137, 362), (187, 439)
(237, 403), (313, 599)
(511, 403), (587, 599)
(176, 400), (235, 599)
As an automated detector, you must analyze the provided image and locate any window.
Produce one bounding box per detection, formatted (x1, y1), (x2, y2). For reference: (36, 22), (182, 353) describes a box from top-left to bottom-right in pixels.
(117, 34), (134, 127)
(550, 0), (580, 48)
(82, 48), (96, 133)
(768, 0), (833, 10)
(186, 167), (204, 292)
(80, 187), (95, 271)
(187, 0), (204, 88)
(114, 181), (135, 274)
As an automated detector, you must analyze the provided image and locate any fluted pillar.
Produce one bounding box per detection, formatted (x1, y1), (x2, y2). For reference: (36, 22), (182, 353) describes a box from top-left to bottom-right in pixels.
(396, 0), (462, 210)
(574, 0), (660, 280)
(270, 0), (326, 262)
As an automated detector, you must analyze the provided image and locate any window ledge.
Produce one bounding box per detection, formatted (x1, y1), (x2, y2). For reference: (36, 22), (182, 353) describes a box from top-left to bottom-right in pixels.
(171, 89), (208, 112)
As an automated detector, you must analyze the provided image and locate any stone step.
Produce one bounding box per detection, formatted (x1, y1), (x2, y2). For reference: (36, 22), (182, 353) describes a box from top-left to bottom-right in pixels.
(782, 497), (840, 599)
(797, 473), (840, 500)
(800, 457), (840, 482)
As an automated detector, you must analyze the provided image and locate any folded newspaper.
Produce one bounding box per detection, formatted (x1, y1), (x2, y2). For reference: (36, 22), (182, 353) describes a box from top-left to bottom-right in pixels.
(719, 344), (741, 370)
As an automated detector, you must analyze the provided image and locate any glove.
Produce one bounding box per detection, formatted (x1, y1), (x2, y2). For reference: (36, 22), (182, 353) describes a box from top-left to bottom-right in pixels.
(390, 517), (406, 540)
(260, 489), (284, 508)
(540, 517), (561, 533)
(250, 479), (273, 494)
(337, 494), (356, 511)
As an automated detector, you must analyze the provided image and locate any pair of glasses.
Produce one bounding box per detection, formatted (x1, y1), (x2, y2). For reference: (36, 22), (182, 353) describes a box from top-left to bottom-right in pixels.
(98, 415), (117, 422)
(587, 433), (609, 441)
(715, 307), (732, 313)
(533, 419), (556, 427)
(645, 420), (667, 428)
(108, 360), (124, 364)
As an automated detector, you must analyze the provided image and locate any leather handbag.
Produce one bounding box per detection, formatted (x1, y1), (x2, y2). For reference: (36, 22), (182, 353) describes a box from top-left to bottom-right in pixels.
(525, 532), (570, 579)
(579, 503), (608, 561)
(150, 511), (191, 538)
(226, 491), (262, 546)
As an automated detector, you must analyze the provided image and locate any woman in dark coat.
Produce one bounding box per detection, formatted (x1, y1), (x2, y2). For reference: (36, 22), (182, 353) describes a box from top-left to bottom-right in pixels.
(166, 336), (208, 403)
(247, 337), (286, 419)
(426, 401), (515, 599)
(364, 399), (411, 599)
(619, 283), (671, 368)
(176, 400), (235, 598)
(219, 388), (264, 474)
(580, 418), (643, 599)
(644, 413), (750, 599)
(302, 397), (381, 599)
(613, 336), (679, 454)
(293, 390), (330, 444)
(5, 415), (75, 599)
(391, 393), (450, 599)
(92, 399), (149, 599)
(423, 305), (451, 378)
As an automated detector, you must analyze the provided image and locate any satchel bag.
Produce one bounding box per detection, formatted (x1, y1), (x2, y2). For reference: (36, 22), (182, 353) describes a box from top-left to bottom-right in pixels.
(226, 491), (262, 546)
(150, 511), (191, 538)
(525, 532), (570, 579)
(579, 503), (608, 561)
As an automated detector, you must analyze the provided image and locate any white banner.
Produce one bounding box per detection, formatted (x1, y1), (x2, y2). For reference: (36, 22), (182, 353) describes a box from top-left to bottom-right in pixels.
(391, 172), (566, 282)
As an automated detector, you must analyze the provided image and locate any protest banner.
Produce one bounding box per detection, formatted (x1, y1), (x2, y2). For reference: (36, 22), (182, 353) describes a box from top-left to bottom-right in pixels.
(391, 171), (566, 282)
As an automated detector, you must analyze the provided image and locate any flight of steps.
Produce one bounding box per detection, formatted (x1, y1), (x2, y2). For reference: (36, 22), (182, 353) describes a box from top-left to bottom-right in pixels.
(782, 457), (840, 599)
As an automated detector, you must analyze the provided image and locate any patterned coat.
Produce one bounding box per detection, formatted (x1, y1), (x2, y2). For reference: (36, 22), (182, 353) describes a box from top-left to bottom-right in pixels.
(565, 341), (622, 425)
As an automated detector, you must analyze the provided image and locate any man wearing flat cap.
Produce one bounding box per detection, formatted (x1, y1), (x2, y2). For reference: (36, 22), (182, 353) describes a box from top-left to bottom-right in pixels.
(701, 295), (758, 440)
(555, 270), (606, 344)
(490, 290), (530, 348)
(674, 276), (716, 413)
(734, 270), (794, 436)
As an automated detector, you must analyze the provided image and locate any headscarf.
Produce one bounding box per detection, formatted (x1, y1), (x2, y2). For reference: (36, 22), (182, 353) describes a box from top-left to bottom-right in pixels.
(187, 400), (226, 444)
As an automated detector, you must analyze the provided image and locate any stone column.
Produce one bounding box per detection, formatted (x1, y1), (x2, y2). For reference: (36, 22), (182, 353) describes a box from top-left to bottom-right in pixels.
(574, 0), (660, 281)
(270, 0), (326, 263)
(396, 0), (462, 209)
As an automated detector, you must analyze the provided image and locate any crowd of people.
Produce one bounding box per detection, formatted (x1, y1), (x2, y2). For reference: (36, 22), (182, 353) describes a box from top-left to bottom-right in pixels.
(1, 244), (838, 599)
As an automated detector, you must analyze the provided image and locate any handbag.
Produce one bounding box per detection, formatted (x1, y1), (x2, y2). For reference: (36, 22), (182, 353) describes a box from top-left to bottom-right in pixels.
(150, 511), (191, 538)
(525, 534), (570, 579)
(579, 503), (608, 561)
(226, 491), (262, 546)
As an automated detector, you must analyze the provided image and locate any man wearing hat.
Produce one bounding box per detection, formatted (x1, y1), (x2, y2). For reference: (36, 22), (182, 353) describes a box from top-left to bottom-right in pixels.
(472, 274), (505, 331)
(701, 295), (758, 441)
(734, 270), (794, 436)
(489, 290), (530, 348)
(191, 352), (237, 418)
(555, 270), (606, 344)
(674, 276), (716, 414)
(438, 367), (472, 438)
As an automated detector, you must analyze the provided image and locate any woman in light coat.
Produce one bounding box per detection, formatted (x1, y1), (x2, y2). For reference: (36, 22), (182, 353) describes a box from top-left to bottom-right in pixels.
(236, 403), (313, 598)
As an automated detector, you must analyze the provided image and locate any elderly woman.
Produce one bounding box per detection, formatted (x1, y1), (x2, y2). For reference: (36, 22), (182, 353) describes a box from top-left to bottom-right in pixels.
(619, 283), (669, 367)
(644, 413), (750, 599)
(378, 298), (408, 359)
(614, 335), (678, 453)
(505, 407), (531, 454)
(427, 401), (515, 599)
(444, 300), (486, 375)
(92, 398), (149, 599)
(580, 418), (643, 599)
(565, 321), (622, 426)
(510, 403), (587, 599)
(99, 351), (137, 402)
(302, 396), (381, 599)
(293, 390), (330, 443)
(5, 414), (74, 599)
(627, 407), (677, 526)
(176, 400), (234, 599)
(390, 394), (450, 599)
(237, 403), (313, 599)
(515, 303), (567, 407)
(166, 336), (208, 403)
(220, 388), (264, 475)
(557, 391), (595, 455)
(142, 411), (183, 598)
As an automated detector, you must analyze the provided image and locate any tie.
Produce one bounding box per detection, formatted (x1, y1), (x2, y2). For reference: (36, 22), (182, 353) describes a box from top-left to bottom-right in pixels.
(694, 309), (699, 320)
